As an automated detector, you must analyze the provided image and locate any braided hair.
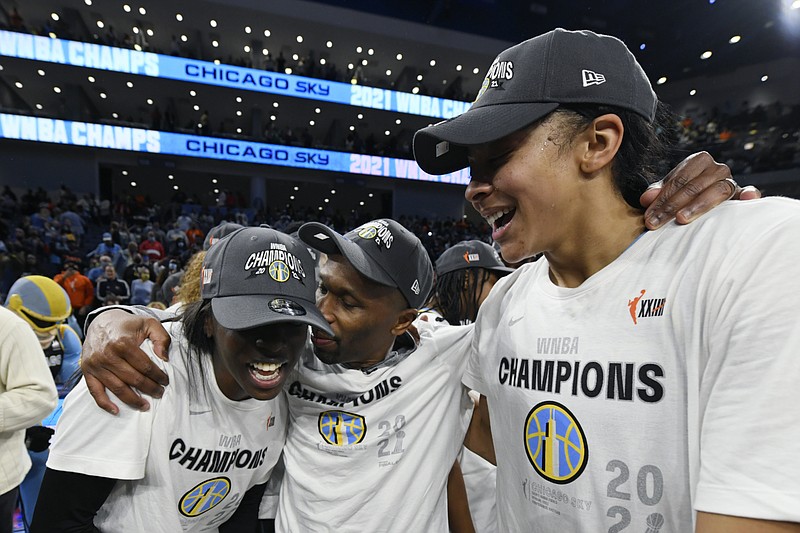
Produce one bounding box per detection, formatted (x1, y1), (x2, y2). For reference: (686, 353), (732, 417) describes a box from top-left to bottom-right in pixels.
(431, 268), (496, 325)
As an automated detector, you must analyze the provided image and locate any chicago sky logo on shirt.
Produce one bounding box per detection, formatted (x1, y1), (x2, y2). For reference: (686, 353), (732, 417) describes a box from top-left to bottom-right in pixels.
(318, 410), (366, 446)
(179, 477), (231, 517)
(627, 289), (667, 325)
(524, 401), (588, 484)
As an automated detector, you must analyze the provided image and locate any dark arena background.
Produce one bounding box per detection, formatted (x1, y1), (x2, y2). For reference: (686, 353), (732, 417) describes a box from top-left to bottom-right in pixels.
(1, 0), (799, 277)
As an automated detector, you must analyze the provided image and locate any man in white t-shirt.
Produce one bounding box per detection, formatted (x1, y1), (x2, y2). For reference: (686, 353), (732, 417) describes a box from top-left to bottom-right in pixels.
(268, 219), (474, 531)
(413, 28), (800, 532)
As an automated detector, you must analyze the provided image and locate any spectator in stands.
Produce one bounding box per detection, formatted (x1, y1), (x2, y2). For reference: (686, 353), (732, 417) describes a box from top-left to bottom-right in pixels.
(95, 265), (129, 305)
(21, 253), (44, 277)
(59, 205), (85, 246)
(86, 232), (122, 267)
(122, 254), (153, 286)
(118, 242), (138, 271)
(175, 213), (193, 232)
(165, 222), (187, 245)
(138, 231), (165, 262)
(85, 255), (109, 285)
(158, 259), (183, 306)
(129, 266), (154, 306)
(53, 261), (94, 328)
(149, 264), (172, 307)
(109, 221), (133, 248)
(185, 222), (204, 248)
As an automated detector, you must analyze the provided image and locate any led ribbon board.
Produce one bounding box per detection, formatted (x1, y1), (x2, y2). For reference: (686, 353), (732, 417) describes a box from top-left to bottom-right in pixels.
(0, 30), (472, 120)
(0, 113), (470, 185)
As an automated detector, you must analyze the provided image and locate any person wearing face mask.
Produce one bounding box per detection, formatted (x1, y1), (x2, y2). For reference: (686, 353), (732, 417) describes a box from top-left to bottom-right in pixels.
(129, 267), (155, 306)
(138, 231), (165, 262)
(3, 275), (81, 528)
(86, 255), (113, 285)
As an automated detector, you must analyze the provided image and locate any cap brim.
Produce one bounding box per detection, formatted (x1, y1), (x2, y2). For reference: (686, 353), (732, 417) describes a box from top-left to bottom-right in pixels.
(413, 102), (560, 175)
(298, 223), (395, 288)
(211, 295), (333, 336)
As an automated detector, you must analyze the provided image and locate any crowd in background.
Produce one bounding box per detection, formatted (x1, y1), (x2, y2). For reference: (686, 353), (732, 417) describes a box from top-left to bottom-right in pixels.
(0, 183), (492, 313)
(2, 4), (799, 175)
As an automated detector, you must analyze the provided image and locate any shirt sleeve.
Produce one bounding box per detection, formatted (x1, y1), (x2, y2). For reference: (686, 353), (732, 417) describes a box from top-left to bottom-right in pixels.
(461, 329), (485, 394)
(0, 311), (59, 432)
(694, 205), (800, 522)
(46, 341), (167, 480)
(84, 303), (178, 333)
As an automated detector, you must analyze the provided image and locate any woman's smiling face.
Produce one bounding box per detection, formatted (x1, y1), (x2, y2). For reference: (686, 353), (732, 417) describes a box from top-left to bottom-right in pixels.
(208, 315), (308, 401)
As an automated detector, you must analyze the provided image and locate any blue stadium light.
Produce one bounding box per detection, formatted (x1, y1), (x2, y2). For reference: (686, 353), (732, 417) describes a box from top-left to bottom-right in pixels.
(0, 113), (470, 185)
(0, 31), (470, 120)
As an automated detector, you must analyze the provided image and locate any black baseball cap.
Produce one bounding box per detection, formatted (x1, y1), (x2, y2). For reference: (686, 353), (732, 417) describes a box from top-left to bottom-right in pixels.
(413, 28), (657, 175)
(298, 219), (434, 309)
(435, 240), (513, 277)
(203, 222), (244, 250)
(201, 225), (332, 334)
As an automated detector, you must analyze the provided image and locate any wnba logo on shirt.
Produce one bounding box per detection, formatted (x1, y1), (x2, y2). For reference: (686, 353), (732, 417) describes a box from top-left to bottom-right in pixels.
(178, 477), (231, 517)
(627, 290), (667, 325)
(524, 401), (588, 484)
(318, 410), (366, 446)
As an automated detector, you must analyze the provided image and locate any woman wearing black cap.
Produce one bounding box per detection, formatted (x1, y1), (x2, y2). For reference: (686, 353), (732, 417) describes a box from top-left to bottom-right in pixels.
(31, 227), (333, 533)
(414, 28), (800, 533)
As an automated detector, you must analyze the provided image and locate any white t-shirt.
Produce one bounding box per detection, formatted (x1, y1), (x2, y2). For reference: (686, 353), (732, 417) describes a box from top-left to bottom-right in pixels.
(48, 321), (288, 532)
(276, 319), (473, 532)
(464, 198), (800, 532)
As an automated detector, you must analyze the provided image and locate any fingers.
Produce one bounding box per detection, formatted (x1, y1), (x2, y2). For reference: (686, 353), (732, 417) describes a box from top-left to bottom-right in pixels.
(85, 373), (122, 415)
(737, 185), (762, 200)
(107, 341), (167, 397)
(142, 317), (172, 364)
(644, 152), (732, 229)
(86, 371), (153, 415)
(671, 180), (738, 224)
(639, 181), (662, 209)
(81, 310), (170, 411)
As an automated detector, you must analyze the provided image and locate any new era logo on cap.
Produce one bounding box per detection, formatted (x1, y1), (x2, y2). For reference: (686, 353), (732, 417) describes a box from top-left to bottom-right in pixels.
(582, 69), (606, 87)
